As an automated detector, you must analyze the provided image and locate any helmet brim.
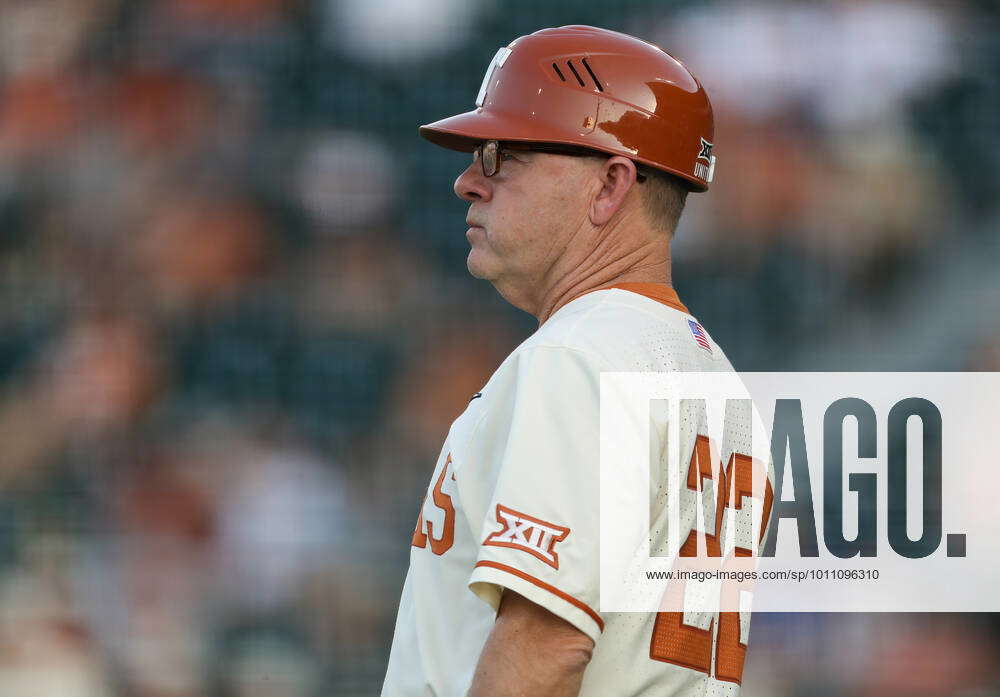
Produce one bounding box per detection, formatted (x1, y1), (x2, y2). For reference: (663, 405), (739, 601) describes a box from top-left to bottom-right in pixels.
(419, 109), (579, 153)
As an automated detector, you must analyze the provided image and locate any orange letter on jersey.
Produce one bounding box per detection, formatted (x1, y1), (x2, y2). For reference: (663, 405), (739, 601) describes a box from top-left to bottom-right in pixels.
(411, 453), (456, 555)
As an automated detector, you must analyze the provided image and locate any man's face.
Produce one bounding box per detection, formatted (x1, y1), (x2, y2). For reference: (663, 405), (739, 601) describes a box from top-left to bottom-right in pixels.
(454, 146), (597, 307)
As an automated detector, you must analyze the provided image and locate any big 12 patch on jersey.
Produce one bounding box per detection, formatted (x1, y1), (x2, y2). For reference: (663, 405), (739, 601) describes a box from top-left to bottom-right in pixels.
(483, 504), (570, 569)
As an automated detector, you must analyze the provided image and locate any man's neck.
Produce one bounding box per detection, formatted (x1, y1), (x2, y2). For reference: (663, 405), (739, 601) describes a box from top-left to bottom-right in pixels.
(534, 242), (672, 324)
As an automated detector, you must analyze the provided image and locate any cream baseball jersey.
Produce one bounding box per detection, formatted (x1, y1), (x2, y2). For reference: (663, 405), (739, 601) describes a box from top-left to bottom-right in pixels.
(382, 283), (773, 697)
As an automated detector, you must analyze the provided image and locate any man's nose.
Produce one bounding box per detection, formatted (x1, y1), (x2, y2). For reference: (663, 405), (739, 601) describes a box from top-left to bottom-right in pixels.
(454, 161), (492, 202)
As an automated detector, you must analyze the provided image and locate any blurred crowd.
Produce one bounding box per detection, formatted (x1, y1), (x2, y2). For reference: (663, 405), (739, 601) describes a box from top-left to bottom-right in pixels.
(0, 0), (997, 695)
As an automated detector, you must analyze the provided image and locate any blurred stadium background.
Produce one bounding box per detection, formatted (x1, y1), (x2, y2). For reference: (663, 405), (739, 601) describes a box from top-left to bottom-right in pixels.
(0, 0), (998, 695)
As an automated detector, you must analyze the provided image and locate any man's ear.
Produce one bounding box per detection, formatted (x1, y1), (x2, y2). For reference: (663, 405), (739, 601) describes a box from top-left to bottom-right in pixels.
(589, 156), (640, 226)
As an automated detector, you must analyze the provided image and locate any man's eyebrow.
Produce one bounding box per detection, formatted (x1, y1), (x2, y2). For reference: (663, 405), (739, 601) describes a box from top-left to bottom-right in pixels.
(501, 147), (533, 160)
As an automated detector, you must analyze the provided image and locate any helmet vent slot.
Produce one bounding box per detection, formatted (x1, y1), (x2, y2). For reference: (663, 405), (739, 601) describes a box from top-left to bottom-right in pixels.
(554, 59), (604, 92)
(581, 57), (603, 91)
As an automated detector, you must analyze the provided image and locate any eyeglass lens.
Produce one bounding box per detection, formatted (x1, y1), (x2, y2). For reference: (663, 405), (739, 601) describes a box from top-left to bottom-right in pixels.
(479, 140), (499, 177)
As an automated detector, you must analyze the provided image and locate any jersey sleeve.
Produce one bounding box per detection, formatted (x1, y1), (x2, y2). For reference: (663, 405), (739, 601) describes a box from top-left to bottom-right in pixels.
(467, 344), (607, 643)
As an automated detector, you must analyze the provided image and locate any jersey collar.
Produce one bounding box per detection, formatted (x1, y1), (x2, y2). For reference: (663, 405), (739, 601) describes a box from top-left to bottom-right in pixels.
(603, 282), (689, 314)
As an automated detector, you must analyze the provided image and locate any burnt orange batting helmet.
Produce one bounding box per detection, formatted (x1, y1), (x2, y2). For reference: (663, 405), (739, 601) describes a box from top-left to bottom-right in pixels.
(420, 25), (717, 192)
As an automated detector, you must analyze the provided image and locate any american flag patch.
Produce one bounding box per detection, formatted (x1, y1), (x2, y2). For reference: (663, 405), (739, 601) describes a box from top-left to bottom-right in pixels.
(688, 319), (712, 352)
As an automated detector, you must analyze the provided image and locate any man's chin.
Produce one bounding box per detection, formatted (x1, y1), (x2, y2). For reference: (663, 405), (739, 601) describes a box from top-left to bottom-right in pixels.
(466, 251), (494, 280)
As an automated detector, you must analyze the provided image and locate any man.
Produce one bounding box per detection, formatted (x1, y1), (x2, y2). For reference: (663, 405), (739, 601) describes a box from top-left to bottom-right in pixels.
(383, 25), (771, 696)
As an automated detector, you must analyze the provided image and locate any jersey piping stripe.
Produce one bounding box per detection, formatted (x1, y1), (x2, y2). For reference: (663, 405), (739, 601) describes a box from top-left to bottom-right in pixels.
(473, 560), (605, 632)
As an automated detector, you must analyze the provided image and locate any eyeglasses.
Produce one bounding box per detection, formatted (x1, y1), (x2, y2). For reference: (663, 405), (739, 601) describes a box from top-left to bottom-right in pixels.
(472, 139), (647, 182)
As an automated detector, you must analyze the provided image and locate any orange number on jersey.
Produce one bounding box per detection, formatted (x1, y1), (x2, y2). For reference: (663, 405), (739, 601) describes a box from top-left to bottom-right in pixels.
(678, 435), (726, 558)
(411, 453), (456, 555)
(651, 614), (715, 674)
(650, 436), (773, 684)
(714, 562), (754, 684)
